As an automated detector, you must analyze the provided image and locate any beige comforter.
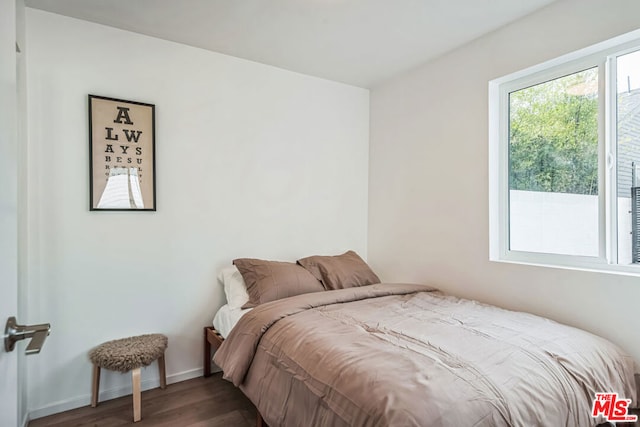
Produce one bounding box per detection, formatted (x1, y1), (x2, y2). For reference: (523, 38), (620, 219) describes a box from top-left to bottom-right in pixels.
(214, 283), (638, 427)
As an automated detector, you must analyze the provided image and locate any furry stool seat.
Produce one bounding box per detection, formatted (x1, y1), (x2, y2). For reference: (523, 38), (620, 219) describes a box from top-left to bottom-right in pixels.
(89, 334), (167, 372)
(89, 334), (168, 422)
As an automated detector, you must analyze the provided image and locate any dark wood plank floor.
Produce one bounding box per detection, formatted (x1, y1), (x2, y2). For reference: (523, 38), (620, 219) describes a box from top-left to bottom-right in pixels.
(29, 374), (257, 427)
(27, 373), (639, 427)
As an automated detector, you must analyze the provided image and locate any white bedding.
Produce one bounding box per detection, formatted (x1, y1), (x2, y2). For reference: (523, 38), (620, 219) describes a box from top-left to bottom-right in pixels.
(213, 304), (252, 338)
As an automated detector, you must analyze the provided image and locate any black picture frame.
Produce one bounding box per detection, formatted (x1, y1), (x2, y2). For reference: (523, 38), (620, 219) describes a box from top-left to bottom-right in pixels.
(88, 95), (156, 211)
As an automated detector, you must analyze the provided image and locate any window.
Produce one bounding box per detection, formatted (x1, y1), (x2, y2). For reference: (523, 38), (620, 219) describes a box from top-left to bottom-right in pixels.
(489, 29), (640, 275)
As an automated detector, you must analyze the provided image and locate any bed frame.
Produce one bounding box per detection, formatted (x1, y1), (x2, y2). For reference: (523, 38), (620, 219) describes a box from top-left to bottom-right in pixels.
(203, 326), (224, 378)
(203, 326), (267, 427)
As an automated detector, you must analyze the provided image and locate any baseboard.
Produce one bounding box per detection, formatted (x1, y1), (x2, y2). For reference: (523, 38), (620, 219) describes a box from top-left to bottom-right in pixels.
(28, 368), (203, 421)
(21, 412), (29, 427)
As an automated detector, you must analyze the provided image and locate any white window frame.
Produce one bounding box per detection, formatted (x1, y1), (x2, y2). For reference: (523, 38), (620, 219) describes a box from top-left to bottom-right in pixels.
(489, 29), (640, 276)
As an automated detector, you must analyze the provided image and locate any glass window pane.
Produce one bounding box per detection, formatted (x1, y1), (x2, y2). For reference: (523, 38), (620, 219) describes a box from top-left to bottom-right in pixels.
(508, 68), (599, 256)
(616, 49), (640, 265)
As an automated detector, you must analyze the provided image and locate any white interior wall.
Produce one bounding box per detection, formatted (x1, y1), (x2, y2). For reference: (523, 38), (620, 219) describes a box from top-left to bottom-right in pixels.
(25, 9), (369, 418)
(369, 0), (640, 365)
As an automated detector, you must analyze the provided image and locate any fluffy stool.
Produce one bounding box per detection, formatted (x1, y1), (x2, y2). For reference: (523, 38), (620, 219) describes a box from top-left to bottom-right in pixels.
(89, 334), (168, 422)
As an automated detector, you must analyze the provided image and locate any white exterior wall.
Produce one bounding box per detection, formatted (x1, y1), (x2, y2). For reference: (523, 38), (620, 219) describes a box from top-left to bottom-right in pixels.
(509, 191), (632, 264)
(509, 191), (598, 257)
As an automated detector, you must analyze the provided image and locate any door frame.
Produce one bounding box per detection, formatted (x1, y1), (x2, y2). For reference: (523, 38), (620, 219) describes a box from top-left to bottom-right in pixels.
(1, 1), (28, 426)
(0, 0), (21, 425)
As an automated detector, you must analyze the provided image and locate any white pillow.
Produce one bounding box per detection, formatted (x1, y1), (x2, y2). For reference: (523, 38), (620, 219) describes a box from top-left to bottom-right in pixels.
(218, 266), (249, 309)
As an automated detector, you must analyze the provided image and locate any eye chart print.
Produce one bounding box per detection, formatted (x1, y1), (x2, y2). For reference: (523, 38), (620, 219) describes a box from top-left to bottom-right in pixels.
(89, 95), (156, 211)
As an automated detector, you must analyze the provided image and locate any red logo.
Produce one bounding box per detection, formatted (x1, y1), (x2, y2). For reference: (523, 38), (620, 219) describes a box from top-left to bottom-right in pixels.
(591, 393), (637, 422)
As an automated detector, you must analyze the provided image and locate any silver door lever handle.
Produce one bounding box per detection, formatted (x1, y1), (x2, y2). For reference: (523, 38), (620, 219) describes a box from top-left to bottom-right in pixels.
(4, 316), (51, 355)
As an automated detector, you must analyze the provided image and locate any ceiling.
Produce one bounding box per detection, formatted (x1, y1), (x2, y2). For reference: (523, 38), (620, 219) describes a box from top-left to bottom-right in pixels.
(25, 0), (557, 88)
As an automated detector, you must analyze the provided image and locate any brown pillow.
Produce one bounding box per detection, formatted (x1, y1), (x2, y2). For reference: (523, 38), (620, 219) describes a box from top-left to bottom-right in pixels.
(297, 250), (380, 290)
(233, 258), (325, 308)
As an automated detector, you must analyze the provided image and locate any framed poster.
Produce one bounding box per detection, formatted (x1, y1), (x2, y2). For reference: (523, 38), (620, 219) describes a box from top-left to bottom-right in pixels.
(89, 95), (156, 211)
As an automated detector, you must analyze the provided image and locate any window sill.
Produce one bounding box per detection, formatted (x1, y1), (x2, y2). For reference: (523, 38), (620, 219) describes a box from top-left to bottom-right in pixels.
(491, 252), (640, 278)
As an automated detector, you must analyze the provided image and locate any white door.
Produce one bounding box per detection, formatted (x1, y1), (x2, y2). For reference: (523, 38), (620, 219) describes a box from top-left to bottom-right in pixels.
(0, 0), (20, 426)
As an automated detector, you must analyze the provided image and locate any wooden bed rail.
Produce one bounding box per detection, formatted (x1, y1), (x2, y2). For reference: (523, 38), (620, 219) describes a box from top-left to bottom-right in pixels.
(203, 326), (266, 426)
(203, 326), (224, 377)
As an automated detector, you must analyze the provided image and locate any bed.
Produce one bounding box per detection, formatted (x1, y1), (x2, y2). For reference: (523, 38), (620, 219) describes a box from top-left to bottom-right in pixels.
(204, 254), (639, 427)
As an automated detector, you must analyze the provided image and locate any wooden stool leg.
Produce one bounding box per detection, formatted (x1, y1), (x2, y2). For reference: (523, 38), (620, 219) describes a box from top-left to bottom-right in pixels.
(158, 353), (166, 389)
(132, 368), (141, 422)
(91, 364), (101, 407)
